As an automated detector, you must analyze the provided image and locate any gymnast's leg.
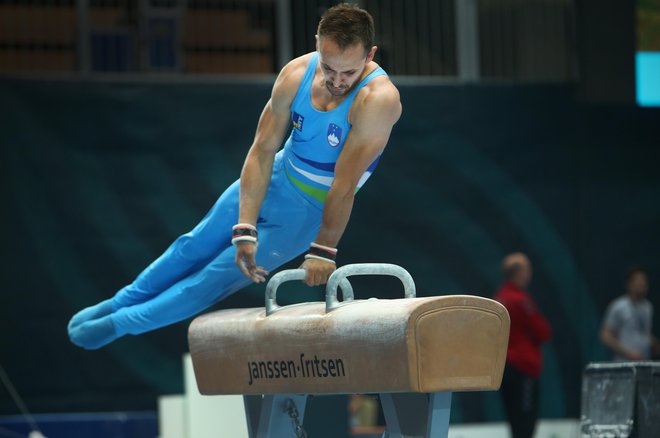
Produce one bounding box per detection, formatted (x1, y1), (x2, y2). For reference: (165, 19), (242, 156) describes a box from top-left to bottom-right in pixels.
(69, 246), (247, 349)
(69, 218), (318, 349)
(67, 179), (241, 332)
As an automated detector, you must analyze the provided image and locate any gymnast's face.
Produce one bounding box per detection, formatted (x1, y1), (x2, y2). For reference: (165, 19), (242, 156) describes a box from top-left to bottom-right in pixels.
(316, 36), (376, 97)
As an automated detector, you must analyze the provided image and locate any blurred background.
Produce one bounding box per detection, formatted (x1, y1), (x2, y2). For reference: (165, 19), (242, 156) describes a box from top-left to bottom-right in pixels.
(1, 0), (659, 437)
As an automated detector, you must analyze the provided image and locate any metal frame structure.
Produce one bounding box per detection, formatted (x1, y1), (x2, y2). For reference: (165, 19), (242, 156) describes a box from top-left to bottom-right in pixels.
(243, 391), (452, 438)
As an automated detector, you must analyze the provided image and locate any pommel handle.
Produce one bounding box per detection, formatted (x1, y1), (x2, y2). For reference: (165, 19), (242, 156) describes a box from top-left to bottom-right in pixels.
(265, 269), (354, 315)
(325, 263), (416, 312)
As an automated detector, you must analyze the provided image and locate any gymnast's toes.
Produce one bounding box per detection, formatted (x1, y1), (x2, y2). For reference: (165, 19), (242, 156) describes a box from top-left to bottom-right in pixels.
(67, 299), (114, 332)
(68, 315), (118, 350)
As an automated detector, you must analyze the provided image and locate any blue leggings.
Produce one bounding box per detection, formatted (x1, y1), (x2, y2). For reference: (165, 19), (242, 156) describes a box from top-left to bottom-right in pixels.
(68, 155), (322, 349)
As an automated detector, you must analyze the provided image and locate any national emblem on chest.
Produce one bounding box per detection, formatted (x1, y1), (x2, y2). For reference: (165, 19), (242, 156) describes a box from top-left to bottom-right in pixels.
(326, 122), (343, 147)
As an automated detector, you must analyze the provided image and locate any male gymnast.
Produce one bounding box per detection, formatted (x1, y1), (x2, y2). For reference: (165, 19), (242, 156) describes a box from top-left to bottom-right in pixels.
(68, 3), (402, 349)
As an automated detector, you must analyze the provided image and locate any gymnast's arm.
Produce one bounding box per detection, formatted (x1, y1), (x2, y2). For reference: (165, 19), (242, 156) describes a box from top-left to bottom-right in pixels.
(235, 60), (302, 282)
(302, 79), (402, 286)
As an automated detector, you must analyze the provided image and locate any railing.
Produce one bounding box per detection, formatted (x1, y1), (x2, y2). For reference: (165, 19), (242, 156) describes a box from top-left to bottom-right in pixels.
(0, 0), (577, 81)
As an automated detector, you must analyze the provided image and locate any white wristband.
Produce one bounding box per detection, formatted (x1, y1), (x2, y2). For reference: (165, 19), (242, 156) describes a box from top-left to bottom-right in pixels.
(310, 242), (338, 254)
(232, 236), (258, 246)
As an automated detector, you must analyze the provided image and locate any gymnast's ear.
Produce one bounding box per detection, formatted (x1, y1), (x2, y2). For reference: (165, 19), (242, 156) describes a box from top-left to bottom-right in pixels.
(366, 46), (377, 63)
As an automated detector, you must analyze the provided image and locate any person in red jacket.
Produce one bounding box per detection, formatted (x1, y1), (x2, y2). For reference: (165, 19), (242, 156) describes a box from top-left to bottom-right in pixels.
(494, 252), (552, 438)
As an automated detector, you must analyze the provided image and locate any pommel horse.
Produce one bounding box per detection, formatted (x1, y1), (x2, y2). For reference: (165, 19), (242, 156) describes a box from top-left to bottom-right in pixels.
(188, 264), (510, 438)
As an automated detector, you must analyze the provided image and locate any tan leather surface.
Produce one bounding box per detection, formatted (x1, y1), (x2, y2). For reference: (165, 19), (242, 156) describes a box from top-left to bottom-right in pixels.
(188, 295), (509, 395)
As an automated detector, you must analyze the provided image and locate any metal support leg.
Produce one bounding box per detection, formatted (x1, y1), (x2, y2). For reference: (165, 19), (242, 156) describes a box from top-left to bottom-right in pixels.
(380, 392), (452, 438)
(379, 393), (398, 436)
(244, 395), (263, 437)
(426, 392), (452, 438)
(244, 394), (307, 438)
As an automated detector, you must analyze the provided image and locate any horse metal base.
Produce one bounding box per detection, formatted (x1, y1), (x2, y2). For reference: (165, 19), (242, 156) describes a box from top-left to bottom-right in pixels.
(243, 392), (452, 438)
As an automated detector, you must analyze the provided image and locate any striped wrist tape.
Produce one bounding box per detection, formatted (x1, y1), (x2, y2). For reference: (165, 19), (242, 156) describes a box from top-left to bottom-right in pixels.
(304, 242), (337, 264)
(232, 223), (258, 245)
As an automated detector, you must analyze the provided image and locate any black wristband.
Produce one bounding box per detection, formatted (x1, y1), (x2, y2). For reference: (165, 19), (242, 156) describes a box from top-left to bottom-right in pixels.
(232, 224), (258, 245)
(305, 242), (337, 263)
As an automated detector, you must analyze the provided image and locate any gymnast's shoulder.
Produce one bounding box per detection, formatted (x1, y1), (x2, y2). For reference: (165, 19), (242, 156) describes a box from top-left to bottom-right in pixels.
(351, 65), (402, 125)
(270, 53), (313, 101)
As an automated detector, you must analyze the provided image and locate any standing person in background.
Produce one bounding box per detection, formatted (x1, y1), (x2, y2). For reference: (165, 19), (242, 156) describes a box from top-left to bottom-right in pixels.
(495, 252), (552, 438)
(600, 267), (659, 361)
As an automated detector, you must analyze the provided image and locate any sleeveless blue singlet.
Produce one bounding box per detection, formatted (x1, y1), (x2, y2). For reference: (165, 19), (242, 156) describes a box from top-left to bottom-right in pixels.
(282, 52), (387, 209)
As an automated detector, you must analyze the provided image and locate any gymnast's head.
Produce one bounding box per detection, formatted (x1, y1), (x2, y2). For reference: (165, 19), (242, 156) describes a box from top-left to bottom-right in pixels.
(315, 3), (378, 96)
(502, 252), (533, 290)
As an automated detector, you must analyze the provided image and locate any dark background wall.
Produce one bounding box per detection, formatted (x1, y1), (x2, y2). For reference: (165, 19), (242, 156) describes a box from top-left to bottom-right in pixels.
(1, 77), (659, 424)
(576, 0), (636, 103)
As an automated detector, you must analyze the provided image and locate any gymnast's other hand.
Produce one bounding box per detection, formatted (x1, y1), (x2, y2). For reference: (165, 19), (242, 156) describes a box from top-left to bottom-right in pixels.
(235, 242), (269, 283)
(301, 257), (336, 286)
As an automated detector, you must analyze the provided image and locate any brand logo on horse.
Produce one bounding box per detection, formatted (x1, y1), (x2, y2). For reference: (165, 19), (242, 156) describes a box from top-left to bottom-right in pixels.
(327, 123), (342, 147)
